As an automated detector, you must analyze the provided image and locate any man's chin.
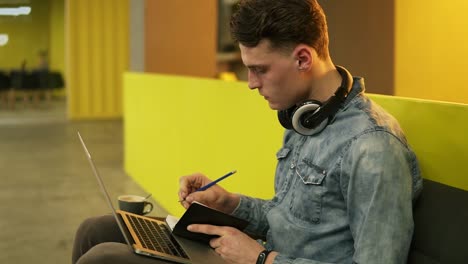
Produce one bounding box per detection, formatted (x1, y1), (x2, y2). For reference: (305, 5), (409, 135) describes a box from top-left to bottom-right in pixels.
(268, 102), (284, 111)
(266, 99), (292, 110)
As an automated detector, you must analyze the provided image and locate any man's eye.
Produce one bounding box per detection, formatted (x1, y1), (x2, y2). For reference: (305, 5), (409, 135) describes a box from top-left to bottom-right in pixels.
(254, 68), (266, 74)
(248, 67), (267, 75)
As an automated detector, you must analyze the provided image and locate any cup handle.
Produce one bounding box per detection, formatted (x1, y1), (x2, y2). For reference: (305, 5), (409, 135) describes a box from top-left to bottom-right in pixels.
(143, 201), (153, 215)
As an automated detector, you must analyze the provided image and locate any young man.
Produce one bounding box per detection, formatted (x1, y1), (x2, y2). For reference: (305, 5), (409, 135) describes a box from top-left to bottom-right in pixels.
(178, 0), (422, 263)
(73, 1), (422, 263)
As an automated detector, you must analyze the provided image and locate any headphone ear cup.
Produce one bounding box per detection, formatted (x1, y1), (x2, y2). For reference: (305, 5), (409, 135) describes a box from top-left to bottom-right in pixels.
(277, 107), (295, 130)
(291, 101), (322, 135)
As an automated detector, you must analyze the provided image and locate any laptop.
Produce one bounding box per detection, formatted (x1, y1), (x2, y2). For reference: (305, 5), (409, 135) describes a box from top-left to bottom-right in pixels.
(78, 132), (227, 264)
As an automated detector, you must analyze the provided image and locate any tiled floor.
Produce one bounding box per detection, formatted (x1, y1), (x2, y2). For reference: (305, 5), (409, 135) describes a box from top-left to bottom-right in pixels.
(0, 99), (167, 263)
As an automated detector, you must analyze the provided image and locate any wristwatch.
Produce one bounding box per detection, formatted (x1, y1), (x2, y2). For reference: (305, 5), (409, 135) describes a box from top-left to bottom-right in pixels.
(256, 250), (272, 264)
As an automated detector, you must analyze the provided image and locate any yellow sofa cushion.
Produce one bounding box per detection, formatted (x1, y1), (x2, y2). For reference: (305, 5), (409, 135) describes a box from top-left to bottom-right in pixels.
(368, 94), (468, 191)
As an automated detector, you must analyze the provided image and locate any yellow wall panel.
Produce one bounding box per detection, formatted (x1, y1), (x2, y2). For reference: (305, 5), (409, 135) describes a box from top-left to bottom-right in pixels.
(395, 0), (468, 103)
(124, 73), (283, 216)
(369, 94), (468, 190)
(66, 0), (128, 119)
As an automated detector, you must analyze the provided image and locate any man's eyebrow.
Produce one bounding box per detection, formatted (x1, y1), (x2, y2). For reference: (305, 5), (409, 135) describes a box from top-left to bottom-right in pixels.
(246, 64), (267, 70)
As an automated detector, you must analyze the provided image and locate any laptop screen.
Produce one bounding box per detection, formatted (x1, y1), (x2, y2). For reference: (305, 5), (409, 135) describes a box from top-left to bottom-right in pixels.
(77, 131), (133, 249)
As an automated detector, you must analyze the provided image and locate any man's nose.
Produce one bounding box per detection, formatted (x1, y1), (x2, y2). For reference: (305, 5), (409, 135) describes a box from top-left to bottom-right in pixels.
(248, 72), (260, 90)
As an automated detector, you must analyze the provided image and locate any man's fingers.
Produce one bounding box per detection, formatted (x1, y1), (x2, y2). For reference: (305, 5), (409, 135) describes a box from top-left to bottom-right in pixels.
(187, 224), (228, 236)
(178, 190), (186, 200)
(179, 200), (191, 209)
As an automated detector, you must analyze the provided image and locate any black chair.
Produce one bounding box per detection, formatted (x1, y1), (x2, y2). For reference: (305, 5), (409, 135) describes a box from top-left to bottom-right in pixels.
(48, 71), (65, 89)
(9, 70), (25, 90)
(24, 71), (40, 90)
(0, 71), (12, 108)
(0, 71), (10, 91)
(31, 70), (50, 90)
(407, 179), (468, 264)
(9, 70), (41, 107)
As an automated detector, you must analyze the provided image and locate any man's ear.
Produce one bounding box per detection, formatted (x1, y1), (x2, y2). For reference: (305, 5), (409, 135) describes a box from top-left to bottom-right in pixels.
(293, 45), (313, 71)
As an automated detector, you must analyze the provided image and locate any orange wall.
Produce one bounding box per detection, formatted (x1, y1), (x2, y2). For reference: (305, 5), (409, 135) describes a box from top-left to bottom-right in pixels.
(322, 0), (395, 95)
(144, 0), (217, 78)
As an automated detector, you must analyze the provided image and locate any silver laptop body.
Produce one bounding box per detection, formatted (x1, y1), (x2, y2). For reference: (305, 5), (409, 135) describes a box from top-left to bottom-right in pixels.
(78, 132), (226, 264)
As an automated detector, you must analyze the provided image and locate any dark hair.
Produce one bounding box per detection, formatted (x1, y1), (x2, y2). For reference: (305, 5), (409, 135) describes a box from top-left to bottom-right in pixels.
(230, 0), (329, 59)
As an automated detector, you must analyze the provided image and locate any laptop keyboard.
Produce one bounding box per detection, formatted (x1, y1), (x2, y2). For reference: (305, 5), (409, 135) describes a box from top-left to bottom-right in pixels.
(127, 214), (189, 259)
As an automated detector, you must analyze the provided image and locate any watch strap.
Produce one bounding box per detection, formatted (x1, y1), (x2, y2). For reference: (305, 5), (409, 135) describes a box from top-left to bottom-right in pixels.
(256, 249), (272, 264)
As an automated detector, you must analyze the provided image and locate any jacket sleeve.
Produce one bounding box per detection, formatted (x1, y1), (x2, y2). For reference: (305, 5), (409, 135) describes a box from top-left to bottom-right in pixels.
(340, 131), (415, 263)
(231, 195), (271, 238)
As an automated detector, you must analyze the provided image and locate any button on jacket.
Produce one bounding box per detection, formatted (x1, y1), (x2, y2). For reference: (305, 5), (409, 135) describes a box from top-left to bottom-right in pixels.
(232, 77), (423, 264)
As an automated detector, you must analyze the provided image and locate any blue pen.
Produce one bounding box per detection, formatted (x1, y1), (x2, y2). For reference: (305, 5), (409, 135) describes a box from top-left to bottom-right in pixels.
(196, 170), (237, 192)
(178, 170), (237, 202)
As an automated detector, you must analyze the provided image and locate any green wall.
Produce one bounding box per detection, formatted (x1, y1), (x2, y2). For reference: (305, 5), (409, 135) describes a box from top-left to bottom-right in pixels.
(49, 0), (65, 74)
(0, 0), (64, 74)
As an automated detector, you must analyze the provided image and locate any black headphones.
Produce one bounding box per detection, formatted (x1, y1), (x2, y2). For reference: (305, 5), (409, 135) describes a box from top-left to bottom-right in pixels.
(277, 65), (353, 136)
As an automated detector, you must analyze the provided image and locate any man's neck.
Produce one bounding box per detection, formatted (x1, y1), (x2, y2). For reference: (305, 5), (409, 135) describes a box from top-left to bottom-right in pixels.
(307, 61), (343, 103)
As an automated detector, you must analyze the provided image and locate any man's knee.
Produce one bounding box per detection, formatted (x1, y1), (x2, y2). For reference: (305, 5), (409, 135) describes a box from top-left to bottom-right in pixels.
(76, 216), (98, 235)
(79, 215), (113, 230)
(76, 243), (127, 264)
(75, 215), (116, 240)
(72, 215), (122, 264)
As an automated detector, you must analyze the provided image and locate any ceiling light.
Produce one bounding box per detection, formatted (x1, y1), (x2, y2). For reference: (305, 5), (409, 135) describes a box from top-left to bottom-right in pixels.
(0, 6), (31, 16)
(0, 34), (8, 46)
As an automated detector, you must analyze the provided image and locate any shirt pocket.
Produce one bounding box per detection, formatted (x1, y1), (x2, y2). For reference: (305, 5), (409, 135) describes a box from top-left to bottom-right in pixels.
(289, 160), (327, 225)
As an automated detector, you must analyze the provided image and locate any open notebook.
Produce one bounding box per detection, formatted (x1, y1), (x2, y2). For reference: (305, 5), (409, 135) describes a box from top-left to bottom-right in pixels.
(167, 201), (249, 243)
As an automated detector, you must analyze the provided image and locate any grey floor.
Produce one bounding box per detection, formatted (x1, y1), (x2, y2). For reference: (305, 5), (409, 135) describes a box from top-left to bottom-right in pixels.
(0, 99), (167, 263)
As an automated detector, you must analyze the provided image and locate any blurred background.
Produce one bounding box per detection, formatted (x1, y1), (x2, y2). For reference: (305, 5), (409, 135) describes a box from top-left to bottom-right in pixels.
(0, 0), (467, 263)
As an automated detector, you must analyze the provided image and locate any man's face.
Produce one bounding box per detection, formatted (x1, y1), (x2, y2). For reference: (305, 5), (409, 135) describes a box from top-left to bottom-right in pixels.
(239, 40), (307, 110)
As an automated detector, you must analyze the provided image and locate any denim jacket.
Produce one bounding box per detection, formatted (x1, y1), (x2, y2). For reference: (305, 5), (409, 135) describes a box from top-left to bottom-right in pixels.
(232, 77), (423, 264)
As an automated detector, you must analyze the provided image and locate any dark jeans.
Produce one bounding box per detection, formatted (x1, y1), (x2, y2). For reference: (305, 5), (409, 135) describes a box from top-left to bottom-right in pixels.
(72, 214), (169, 264)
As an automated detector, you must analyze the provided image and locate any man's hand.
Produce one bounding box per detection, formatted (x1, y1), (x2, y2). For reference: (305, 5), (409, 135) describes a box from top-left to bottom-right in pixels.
(188, 224), (266, 264)
(178, 172), (240, 214)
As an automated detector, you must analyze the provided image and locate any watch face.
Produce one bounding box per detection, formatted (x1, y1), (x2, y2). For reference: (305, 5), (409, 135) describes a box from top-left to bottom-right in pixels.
(257, 254), (266, 264)
(256, 251), (270, 264)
